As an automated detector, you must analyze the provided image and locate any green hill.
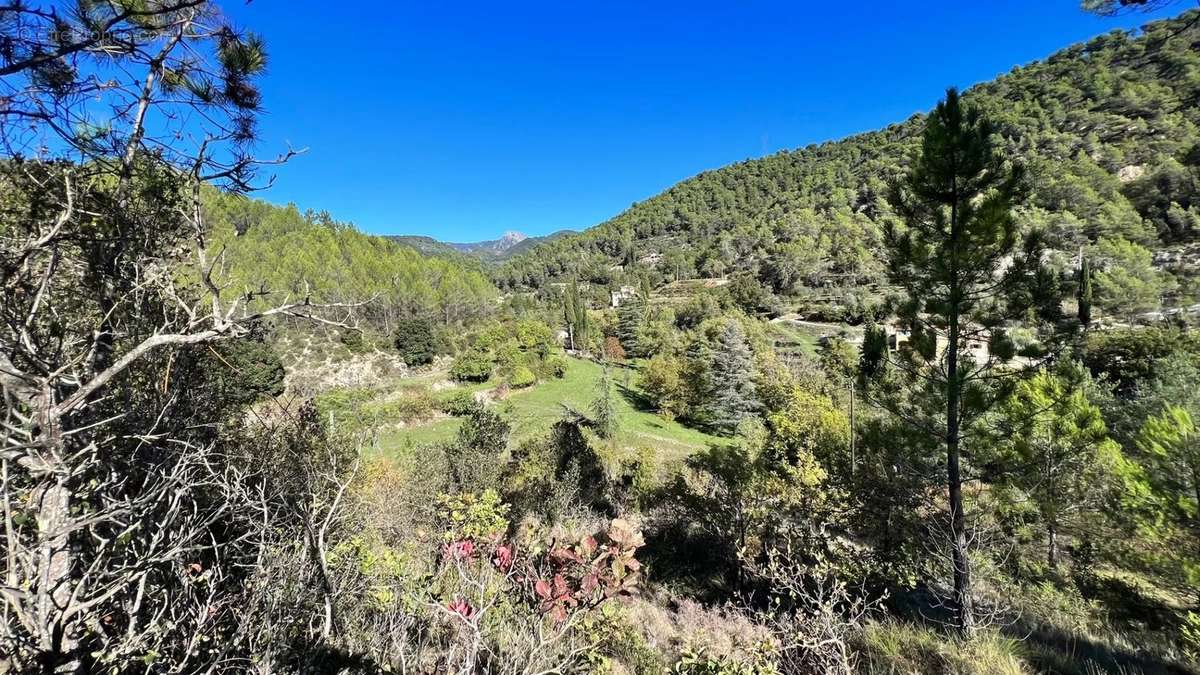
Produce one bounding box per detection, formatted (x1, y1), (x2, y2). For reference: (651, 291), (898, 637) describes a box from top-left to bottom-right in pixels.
(204, 193), (498, 328)
(497, 11), (1200, 319)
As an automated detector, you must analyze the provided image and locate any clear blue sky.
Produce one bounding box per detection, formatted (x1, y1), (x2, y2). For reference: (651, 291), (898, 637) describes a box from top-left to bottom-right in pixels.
(223, 1), (1184, 242)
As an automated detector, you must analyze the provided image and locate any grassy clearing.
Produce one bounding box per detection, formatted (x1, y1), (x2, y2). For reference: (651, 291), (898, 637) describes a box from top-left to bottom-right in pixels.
(765, 320), (823, 360)
(374, 356), (723, 461)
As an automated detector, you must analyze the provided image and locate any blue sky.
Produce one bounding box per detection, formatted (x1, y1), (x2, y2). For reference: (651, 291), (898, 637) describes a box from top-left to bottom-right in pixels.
(224, 1), (1184, 241)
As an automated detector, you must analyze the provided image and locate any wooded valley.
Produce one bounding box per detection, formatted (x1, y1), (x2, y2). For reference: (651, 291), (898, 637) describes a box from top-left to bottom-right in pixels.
(2, 2), (1200, 674)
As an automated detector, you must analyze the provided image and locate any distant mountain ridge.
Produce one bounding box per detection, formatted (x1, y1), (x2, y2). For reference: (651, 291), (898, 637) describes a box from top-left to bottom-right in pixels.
(388, 229), (574, 263)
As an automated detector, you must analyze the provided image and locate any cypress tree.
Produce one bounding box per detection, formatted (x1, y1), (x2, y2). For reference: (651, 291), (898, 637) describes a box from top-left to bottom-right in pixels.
(563, 278), (590, 352)
(1078, 254), (1094, 328)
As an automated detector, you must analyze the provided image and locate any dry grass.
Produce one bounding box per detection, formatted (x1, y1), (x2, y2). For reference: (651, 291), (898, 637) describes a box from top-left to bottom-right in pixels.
(860, 620), (1032, 675)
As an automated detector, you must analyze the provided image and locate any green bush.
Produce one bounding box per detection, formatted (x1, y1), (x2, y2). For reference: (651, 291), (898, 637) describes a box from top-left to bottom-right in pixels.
(546, 355), (568, 378)
(450, 349), (492, 382)
(441, 389), (481, 417)
(340, 329), (367, 353)
(393, 317), (437, 366)
(510, 365), (537, 388)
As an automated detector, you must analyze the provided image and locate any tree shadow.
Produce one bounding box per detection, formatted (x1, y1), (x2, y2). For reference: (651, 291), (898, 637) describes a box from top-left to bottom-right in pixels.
(615, 380), (657, 414)
(883, 585), (1193, 675)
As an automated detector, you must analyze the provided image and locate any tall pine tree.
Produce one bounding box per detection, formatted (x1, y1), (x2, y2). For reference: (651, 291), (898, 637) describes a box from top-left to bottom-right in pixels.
(885, 87), (1049, 634)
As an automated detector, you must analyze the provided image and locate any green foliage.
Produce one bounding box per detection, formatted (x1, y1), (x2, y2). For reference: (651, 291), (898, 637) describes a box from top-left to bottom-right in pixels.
(393, 316), (437, 366)
(670, 644), (780, 675)
(581, 604), (666, 675)
(695, 321), (760, 435)
(1077, 255), (1094, 328)
(441, 389), (481, 417)
(195, 334), (285, 407)
(546, 354), (569, 378)
(1090, 236), (1169, 317)
(207, 194), (496, 327)
(457, 407), (511, 455)
(436, 490), (510, 542)
(496, 12), (1200, 323)
(515, 319), (556, 357)
(617, 295), (647, 356)
(639, 354), (686, 419)
(450, 348), (493, 382)
(563, 277), (591, 351)
(1080, 326), (1200, 395)
(765, 388), (851, 473)
(510, 365), (537, 388)
(591, 363), (619, 439)
(996, 367), (1123, 569)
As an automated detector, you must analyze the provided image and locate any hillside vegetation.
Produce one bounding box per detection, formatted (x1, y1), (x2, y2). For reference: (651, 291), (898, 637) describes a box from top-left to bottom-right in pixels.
(6, 3), (1200, 674)
(205, 191), (498, 328)
(498, 12), (1200, 321)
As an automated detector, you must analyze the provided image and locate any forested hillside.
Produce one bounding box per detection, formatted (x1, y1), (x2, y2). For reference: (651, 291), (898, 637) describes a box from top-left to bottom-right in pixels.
(205, 191), (497, 328)
(498, 11), (1200, 319)
(7, 2), (1200, 674)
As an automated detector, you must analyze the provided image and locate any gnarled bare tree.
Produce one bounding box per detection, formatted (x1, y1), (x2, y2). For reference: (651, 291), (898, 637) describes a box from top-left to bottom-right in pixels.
(0, 2), (355, 671)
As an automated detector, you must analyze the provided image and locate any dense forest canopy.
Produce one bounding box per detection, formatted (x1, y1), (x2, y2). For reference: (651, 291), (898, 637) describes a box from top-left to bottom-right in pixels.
(497, 11), (1200, 320)
(205, 191), (498, 328)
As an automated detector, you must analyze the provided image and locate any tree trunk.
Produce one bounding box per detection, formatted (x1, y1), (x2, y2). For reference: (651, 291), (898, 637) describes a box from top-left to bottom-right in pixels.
(30, 392), (81, 673)
(1047, 521), (1059, 572)
(33, 479), (81, 673)
(946, 195), (975, 636)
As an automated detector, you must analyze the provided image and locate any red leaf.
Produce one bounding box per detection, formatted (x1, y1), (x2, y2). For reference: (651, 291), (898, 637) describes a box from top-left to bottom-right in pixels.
(552, 574), (569, 598)
(581, 573), (599, 593)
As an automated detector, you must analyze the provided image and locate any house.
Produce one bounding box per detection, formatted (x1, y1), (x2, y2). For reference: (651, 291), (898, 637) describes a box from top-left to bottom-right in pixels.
(610, 285), (637, 308)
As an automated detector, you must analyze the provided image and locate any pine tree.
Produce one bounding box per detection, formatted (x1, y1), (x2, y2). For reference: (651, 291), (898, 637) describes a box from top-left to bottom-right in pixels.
(999, 367), (1122, 570)
(697, 321), (760, 435)
(885, 87), (1049, 635)
(1078, 254), (1094, 328)
(616, 295), (646, 356)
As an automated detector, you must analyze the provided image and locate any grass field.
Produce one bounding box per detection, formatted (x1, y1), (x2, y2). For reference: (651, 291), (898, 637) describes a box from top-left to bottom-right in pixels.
(375, 356), (722, 461)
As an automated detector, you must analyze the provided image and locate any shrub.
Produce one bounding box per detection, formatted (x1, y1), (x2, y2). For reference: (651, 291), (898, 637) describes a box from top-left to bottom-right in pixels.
(450, 348), (493, 382)
(457, 407), (510, 454)
(208, 337), (286, 404)
(393, 316), (437, 366)
(436, 490), (510, 542)
(339, 329), (367, 353)
(670, 643), (780, 675)
(441, 389), (481, 417)
(510, 365), (537, 388)
(546, 355), (569, 378)
(516, 319), (556, 357)
(639, 354), (684, 419)
(385, 392), (437, 424)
